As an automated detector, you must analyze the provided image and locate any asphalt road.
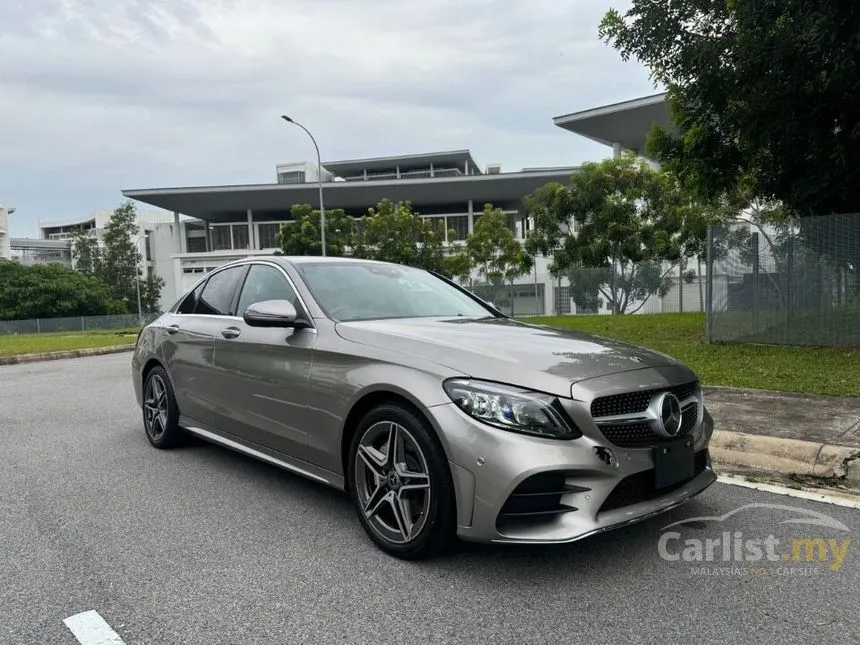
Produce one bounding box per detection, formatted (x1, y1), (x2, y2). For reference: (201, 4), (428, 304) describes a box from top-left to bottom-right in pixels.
(1, 354), (858, 645)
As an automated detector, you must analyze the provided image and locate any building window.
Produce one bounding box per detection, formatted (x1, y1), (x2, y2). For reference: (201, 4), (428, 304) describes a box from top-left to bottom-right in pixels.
(447, 215), (468, 242)
(232, 224), (249, 250)
(186, 235), (207, 253)
(278, 170), (306, 184)
(144, 232), (152, 261)
(257, 223), (281, 250)
(211, 226), (231, 250)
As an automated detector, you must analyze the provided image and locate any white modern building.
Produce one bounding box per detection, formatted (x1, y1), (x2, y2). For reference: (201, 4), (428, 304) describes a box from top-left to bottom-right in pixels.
(123, 93), (703, 315)
(0, 205), (11, 261)
(9, 238), (73, 267)
(38, 208), (178, 280)
(125, 151), (578, 313)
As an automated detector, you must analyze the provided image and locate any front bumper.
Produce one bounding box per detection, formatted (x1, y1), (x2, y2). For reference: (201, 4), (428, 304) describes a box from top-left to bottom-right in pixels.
(428, 370), (717, 545)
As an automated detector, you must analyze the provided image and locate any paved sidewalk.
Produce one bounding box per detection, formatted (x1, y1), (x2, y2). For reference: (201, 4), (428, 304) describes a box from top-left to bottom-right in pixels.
(704, 386), (860, 448)
(704, 386), (860, 485)
(0, 344), (134, 366)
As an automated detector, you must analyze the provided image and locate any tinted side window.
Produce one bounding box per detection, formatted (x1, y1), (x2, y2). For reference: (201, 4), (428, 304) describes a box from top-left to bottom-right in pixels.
(236, 265), (298, 315)
(195, 266), (245, 316)
(176, 283), (204, 314)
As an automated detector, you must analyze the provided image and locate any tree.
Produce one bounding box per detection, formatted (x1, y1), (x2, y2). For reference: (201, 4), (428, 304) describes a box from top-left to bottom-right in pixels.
(100, 201), (142, 308)
(441, 250), (473, 283)
(599, 0), (860, 216)
(525, 153), (708, 314)
(139, 274), (167, 314)
(70, 228), (101, 277)
(351, 199), (450, 273)
(70, 201), (165, 314)
(465, 204), (532, 314)
(101, 201), (165, 314)
(277, 204), (355, 257)
(0, 262), (114, 320)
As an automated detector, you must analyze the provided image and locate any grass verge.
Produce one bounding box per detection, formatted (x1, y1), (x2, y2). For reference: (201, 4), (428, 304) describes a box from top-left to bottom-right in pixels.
(0, 328), (140, 357)
(529, 313), (859, 397)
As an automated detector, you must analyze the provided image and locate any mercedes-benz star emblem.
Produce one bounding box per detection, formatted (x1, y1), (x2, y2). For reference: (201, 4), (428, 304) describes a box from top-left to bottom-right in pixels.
(650, 392), (683, 438)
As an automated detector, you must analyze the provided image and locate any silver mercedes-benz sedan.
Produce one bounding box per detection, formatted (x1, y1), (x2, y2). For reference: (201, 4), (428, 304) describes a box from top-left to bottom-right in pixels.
(132, 256), (717, 559)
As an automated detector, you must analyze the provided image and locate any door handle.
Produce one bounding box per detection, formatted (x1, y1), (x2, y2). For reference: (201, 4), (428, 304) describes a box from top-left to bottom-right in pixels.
(221, 327), (241, 339)
(166, 324), (180, 335)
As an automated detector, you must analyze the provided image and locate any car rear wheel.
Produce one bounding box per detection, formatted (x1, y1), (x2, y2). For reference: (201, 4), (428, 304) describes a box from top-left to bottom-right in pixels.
(142, 366), (183, 449)
(348, 403), (456, 560)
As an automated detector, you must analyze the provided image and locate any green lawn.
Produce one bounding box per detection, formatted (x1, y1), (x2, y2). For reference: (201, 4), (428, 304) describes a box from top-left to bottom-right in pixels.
(529, 313), (859, 397)
(0, 329), (140, 357)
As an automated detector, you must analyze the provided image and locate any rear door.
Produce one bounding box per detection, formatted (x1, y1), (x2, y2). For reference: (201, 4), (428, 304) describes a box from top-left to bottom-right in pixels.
(207, 262), (316, 460)
(158, 265), (248, 428)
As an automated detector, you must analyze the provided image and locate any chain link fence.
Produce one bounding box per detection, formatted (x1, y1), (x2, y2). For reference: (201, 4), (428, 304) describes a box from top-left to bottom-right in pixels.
(542, 262), (706, 317)
(706, 214), (859, 347)
(0, 313), (161, 335)
(453, 277), (546, 317)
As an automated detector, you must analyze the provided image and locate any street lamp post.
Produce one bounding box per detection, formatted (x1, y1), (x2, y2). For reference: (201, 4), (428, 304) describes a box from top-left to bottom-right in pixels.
(280, 115), (326, 256)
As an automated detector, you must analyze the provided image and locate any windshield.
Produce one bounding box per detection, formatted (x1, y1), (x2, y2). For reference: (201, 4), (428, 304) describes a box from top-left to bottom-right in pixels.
(297, 262), (495, 322)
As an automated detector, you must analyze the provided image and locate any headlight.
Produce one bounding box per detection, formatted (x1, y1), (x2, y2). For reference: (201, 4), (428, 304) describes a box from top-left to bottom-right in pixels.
(443, 378), (581, 440)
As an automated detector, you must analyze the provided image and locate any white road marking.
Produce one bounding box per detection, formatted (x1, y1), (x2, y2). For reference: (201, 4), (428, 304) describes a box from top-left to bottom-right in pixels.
(717, 473), (860, 510)
(63, 610), (126, 645)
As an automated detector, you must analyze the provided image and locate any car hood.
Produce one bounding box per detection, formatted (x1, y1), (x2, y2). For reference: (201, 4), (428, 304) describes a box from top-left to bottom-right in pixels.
(334, 316), (685, 397)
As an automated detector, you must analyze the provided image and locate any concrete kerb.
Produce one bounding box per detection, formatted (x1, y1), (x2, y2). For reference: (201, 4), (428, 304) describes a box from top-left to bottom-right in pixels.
(711, 429), (860, 487)
(0, 344), (135, 366)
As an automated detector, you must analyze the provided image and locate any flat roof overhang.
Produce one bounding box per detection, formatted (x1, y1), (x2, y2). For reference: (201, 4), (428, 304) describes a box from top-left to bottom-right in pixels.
(322, 149), (480, 177)
(553, 93), (674, 157)
(10, 238), (71, 249)
(122, 169), (578, 221)
(39, 215), (97, 230)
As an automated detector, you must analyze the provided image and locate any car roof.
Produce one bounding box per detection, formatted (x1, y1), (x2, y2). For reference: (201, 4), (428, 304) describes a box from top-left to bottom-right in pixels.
(220, 255), (410, 270)
(284, 256), (399, 266)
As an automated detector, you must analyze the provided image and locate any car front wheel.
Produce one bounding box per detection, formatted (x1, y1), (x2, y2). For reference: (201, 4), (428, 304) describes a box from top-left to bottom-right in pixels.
(348, 403), (456, 560)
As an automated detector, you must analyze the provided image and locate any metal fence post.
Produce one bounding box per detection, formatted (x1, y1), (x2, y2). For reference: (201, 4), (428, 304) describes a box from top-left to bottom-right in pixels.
(752, 232), (760, 337)
(705, 225), (714, 343)
(786, 228), (795, 332)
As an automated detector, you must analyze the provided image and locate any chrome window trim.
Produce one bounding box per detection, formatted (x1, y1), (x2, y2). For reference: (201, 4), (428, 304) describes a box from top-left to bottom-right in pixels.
(168, 258), (318, 331)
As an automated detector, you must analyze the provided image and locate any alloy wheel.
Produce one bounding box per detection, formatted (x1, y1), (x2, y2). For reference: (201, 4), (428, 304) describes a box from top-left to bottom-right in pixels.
(354, 421), (432, 545)
(143, 374), (169, 441)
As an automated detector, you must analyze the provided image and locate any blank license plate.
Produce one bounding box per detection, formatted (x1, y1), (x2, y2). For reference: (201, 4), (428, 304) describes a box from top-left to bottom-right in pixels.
(652, 437), (695, 489)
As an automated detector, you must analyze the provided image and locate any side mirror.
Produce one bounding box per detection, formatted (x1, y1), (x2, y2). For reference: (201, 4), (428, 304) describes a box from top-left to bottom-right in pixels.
(243, 299), (299, 328)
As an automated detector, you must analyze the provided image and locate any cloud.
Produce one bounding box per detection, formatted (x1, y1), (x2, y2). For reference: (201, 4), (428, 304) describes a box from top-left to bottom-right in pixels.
(0, 0), (654, 235)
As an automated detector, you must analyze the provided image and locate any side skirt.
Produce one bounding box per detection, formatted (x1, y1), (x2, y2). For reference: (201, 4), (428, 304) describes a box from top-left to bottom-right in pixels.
(179, 416), (345, 491)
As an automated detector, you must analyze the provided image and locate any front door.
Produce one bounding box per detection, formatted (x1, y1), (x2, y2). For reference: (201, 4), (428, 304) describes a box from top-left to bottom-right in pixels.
(208, 262), (316, 461)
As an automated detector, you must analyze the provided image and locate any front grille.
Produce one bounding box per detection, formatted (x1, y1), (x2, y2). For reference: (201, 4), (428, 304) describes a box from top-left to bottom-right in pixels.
(598, 450), (709, 513)
(598, 402), (699, 448)
(497, 472), (589, 528)
(590, 381), (699, 419)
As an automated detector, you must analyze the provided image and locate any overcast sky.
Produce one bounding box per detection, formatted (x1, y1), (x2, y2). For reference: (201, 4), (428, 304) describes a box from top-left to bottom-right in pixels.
(1, 0), (655, 237)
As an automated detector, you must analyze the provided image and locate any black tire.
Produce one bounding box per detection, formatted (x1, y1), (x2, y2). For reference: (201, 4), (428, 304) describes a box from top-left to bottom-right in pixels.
(141, 366), (184, 449)
(347, 403), (456, 560)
